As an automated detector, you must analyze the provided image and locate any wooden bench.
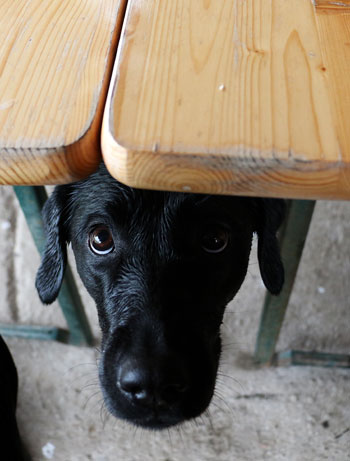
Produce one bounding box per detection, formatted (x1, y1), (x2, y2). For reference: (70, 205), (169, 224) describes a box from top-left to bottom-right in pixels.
(0, 0), (349, 365)
(0, 0), (127, 345)
(0, 0), (127, 185)
(101, 0), (350, 367)
(102, 0), (350, 200)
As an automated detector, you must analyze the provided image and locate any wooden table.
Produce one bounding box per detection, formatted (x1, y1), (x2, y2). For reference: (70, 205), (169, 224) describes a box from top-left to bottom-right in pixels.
(100, 0), (350, 367)
(0, 0), (127, 185)
(0, 0), (127, 345)
(102, 0), (350, 200)
(0, 1), (349, 362)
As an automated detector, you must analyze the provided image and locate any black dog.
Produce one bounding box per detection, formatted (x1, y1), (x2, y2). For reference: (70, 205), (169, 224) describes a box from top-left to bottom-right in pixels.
(36, 163), (284, 430)
(0, 336), (31, 460)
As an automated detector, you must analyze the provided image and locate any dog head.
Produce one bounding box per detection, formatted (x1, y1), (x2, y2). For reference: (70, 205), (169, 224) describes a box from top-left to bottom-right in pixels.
(36, 163), (284, 429)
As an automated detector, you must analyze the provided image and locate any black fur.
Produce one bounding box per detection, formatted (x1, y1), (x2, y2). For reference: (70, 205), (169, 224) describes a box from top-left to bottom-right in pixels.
(0, 336), (31, 460)
(36, 163), (284, 429)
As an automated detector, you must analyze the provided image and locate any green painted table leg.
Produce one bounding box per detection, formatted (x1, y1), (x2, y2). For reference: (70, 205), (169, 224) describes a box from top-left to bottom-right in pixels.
(57, 264), (94, 346)
(0, 324), (69, 343)
(12, 186), (94, 346)
(275, 350), (350, 368)
(254, 200), (316, 365)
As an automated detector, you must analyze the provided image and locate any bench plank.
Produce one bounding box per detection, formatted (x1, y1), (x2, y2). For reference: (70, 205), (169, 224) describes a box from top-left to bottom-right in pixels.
(0, 0), (127, 185)
(103, 0), (350, 199)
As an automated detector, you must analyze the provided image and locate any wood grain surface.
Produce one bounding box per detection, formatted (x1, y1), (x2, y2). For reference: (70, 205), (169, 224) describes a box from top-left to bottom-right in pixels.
(0, 0), (127, 185)
(102, 0), (350, 199)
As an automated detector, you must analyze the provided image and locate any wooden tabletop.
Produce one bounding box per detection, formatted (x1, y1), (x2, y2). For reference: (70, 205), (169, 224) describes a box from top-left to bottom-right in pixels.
(102, 0), (350, 200)
(0, 0), (127, 185)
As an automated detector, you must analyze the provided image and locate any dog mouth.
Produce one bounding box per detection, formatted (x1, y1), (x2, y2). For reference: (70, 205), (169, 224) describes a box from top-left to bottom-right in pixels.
(99, 363), (216, 430)
(100, 384), (189, 429)
(127, 411), (184, 430)
(102, 390), (211, 430)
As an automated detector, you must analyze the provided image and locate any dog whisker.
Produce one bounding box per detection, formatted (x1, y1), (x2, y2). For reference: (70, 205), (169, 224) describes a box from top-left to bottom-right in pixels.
(82, 390), (102, 411)
(64, 362), (97, 376)
(209, 399), (222, 412)
(194, 411), (208, 430)
(67, 372), (99, 387)
(100, 401), (111, 430)
(211, 393), (233, 416)
(204, 408), (215, 432)
(79, 381), (100, 394)
(89, 396), (106, 417)
(166, 428), (173, 447)
(220, 341), (242, 350)
(174, 423), (186, 446)
(216, 372), (244, 393)
(215, 373), (244, 394)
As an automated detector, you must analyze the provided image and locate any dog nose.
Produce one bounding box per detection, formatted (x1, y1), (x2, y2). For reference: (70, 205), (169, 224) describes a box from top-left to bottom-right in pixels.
(117, 362), (188, 409)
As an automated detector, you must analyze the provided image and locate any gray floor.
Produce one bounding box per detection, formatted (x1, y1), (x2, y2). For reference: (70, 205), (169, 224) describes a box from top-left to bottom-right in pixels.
(0, 186), (349, 461)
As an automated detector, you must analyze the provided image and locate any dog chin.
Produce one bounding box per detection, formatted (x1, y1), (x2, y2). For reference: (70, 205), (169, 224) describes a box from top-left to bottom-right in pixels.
(105, 405), (187, 430)
(101, 392), (212, 430)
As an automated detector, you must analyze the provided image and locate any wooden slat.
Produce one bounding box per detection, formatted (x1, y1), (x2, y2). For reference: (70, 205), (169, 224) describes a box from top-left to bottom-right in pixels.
(314, 0), (350, 196)
(0, 0), (127, 185)
(102, 0), (350, 199)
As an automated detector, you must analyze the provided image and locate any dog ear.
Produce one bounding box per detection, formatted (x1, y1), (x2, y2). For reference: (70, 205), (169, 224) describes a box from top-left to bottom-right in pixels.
(255, 199), (285, 295)
(35, 187), (70, 304)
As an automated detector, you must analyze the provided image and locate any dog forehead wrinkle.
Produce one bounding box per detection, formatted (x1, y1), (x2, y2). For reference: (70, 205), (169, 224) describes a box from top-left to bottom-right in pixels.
(104, 288), (148, 333)
(67, 170), (135, 220)
(113, 262), (149, 303)
(105, 256), (176, 333)
(124, 194), (181, 260)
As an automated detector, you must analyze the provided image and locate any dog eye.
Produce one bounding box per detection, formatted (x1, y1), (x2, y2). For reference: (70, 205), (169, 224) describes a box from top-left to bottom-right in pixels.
(201, 227), (229, 254)
(89, 226), (114, 255)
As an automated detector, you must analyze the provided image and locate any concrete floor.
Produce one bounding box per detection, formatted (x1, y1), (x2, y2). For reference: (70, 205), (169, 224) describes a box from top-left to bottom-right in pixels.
(0, 186), (349, 461)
